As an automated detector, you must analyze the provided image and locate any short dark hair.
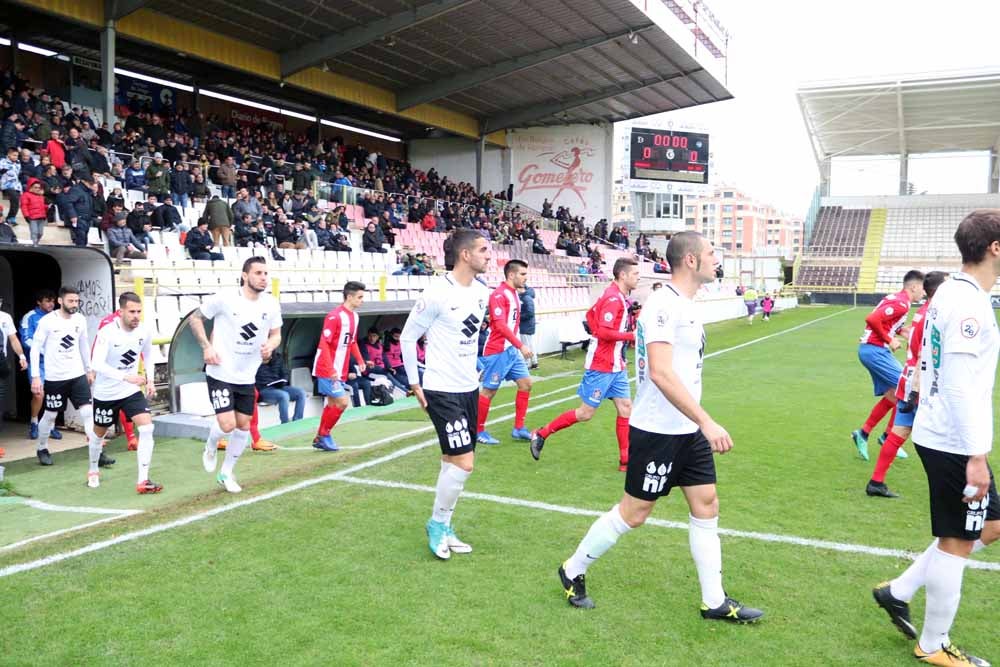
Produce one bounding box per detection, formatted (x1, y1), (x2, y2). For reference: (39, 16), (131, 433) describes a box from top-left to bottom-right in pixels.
(955, 210), (1000, 264)
(36, 288), (56, 302)
(118, 292), (142, 307)
(924, 271), (948, 299)
(451, 229), (484, 261)
(59, 286), (79, 299)
(903, 269), (924, 285)
(242, 256), (266, 274)
(612, 257), (638, 279)
(343, 280), (365, 299)
(665, 231), (705, 272)
(504, 259), (528, 278)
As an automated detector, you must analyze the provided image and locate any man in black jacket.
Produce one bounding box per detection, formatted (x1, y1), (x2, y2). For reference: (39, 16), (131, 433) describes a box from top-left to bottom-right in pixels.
(185, 219), (223, 260)
(57, 179), (95, 246)
(254, 351), (306, 424)
(152, 196), (184, 231)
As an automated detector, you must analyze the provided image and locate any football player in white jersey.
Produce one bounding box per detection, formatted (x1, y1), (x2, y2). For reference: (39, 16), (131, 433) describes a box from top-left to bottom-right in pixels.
(29, 286), (100, 467)
(401, 229), (491, 560)
(89, 293), (159, 492)
(873, 210), (1000, 667)
(555, 232), (763, 624)
(189, 257), (282, 493)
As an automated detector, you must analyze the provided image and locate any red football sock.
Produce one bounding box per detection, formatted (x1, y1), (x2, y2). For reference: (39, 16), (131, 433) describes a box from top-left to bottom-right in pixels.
(616, 416), (630, 463)
(477, 394), (492, 433)
(250, 389), (262, 443)
(318, 404), (344, 437)
(514, 390), (530, 430)
(862, 397), (895, 435)
(884, 405), (897, 433)
(539, 410), (578, 439)
(121, 412), (135, 441)
(871, 431), (905, 483)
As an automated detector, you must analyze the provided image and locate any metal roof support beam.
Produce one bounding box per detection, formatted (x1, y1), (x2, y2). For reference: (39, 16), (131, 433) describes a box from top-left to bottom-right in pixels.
(105, 0), (152, 21)
(396, 24), (654, 110)
(482, 71), (695, 134)
(896, 84), (909, 195)
(280, 0), (474, 78)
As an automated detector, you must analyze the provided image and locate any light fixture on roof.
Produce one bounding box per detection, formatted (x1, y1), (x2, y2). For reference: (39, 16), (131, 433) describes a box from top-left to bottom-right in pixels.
(279, 80), (286, 88)
(628, 31), (639, 45)
(386, 35), (397, 47)
(321, 61), (330, 72)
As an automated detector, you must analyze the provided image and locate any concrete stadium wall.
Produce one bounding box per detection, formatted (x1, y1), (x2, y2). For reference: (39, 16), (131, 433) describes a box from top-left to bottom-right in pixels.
(407, 138), (506, 193)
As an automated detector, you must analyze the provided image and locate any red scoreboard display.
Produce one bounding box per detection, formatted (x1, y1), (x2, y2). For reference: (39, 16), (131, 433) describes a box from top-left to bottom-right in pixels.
(629, 128), (709, 184)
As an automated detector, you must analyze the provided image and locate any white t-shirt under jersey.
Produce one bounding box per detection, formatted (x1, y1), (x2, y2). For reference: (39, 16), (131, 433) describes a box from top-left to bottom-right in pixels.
(913, 273), (999, 456)
(200, 291), (283, 386)
(401, 273), (490, 393)
(29, 311), (90, 381)
(630, 284), (706, 435)
(91, 318), (154, 401)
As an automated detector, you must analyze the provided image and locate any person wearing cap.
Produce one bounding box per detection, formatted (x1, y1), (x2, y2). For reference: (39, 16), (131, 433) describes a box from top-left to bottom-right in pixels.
(185, 218), (223, 261)
(145, 153), (170, 200)
(108, 212), (147, 261)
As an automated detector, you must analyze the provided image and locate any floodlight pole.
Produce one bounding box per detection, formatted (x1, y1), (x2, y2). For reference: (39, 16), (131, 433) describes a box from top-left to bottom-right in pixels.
(100, 20), (116, 127)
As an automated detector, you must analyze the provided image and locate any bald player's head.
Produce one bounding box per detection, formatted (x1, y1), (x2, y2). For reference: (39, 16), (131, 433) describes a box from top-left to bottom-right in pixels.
(666, 231), (707, 272)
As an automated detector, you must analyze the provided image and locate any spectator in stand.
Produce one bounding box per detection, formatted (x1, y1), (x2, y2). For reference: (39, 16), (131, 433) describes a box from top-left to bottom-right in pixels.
(191, 172), (210, 202)
(379, 328), (410, 392)
(152, 195), (185, 232)
(360, 327), (406, 393)
(531, 235), (550, 255)
(124, 158), (146, 191)
(235, 212), (267, 249)
(20, 178), (47, 245)
(231, 187), (260, 223)
(217, 155), (238, 198)
(45, 129), (66, 169)
(170, 160), (192, 209)
(185, 218), (223, 260)
(17, 148), (37, 189)
(362, 220), (386, 253)
(0, 116), (26, 153)
(126, 201), (155, 250)
(204, 193), (233, 246)
(541, 198), (552, 218)
(144, 153), (170, 200)
(274, 215), (306, 250)
(1, 146), (22, 226)
(519, 285), (538, 369)
(57, 177), (96, 247)
(255, 350), (306, 424)
(108, 212), (147, 261)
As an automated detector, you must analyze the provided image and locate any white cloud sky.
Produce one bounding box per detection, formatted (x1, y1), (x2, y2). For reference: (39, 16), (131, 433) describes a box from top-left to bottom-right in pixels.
(620, 0), (1000, 214)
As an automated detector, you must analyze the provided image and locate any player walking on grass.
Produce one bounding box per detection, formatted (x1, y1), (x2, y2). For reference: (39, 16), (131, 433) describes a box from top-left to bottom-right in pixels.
(530, 257), (640, 470)
(21, 289), (63, 442)
(190, 257), (282, 493)
(311, 281), (366, 452)
(866, 271), (948, 499)
(96, 308), (138, 451)
(851, 270), (925, 461)
(555, 232), (763, 623)
(29, 286), (105, 468)
(873, 211), (1000, 667)
(401, 229), (490, 560)
(89, 293), (160, 493)
(475, 259), (533, 445)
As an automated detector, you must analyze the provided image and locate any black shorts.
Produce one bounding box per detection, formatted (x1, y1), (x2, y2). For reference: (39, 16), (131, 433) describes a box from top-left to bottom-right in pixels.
(43, 375), (92, 412)
(206, 375), (256, 416)
(916, 444), (1000, 541)
(424, 388), (478, 456)
(93, 392), (150, 428)
(625, 427), (717, 501)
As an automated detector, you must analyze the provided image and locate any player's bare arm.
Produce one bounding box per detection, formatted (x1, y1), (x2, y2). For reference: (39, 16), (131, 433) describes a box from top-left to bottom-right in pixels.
(188, 308), (220, 365)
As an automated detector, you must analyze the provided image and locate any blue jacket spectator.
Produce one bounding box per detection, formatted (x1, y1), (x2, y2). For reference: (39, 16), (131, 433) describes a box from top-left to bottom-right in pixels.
(519, 286), (536, 336)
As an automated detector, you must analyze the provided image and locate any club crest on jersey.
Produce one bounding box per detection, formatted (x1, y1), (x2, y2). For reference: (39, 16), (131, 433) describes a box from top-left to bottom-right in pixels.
(591, 388), (602, 400)
(494, 307), (502, 316)
(604, 312), (613, 322)
(642, 461), (672, 494)
(444, 417), (471, 449)
(491, 373), (500, 385)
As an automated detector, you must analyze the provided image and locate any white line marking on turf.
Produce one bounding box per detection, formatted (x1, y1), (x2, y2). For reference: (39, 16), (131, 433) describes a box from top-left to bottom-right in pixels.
(336, 475), (1000, 572)
(22, 500), (141, 516)
(0, 514), (139, 553)
(0, 308), (855, 576)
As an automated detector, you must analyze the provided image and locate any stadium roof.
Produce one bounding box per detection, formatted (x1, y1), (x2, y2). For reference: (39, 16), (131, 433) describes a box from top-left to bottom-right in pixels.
(797, 70), (1000, 164)
(3, 0), (732, 139)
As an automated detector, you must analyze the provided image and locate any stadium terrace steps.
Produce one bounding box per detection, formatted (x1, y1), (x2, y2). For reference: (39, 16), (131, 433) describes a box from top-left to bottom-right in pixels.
(856, 208), (886, 293)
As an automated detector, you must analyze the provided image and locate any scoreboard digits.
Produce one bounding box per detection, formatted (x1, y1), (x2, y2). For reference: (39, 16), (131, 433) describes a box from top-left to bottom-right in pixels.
(629, 128), (710, 184)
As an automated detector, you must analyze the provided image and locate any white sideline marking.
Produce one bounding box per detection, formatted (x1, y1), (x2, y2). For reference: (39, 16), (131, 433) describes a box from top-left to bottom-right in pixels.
(1, 515), (138, 553)
(337, 475), (1000, 573)
(22, 500), (141, 516)
(0, 308), (853, 577)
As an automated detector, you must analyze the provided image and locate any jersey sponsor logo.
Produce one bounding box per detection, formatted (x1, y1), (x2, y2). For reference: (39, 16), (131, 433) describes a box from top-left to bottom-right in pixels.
(461, 314), (481, 338)
(444, 416), (471, 449)
(966, 494), (990, 533)
(961, 318), (980, 339)
(239, 322), (259, 341)
(211, 387), (231, 410)
(59, 334), (75, 350)
(120, 349), (138, 366)
(642, 461), (671, 494)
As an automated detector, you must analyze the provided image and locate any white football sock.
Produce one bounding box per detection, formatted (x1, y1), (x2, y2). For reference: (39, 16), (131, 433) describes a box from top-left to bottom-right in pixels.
(205, 420), (227, 453)
(78, 404), (96, 443)
(564, 504), (632, 580)
(689, 514), (726, 609)
(918, 548), (967, 654)
(220, 428), (249, 477)
(87, 433), (103, 474)
(31, 416), (38, 425)
(37, 410), (57, 450)
(431, 461), (470, 525)
(136, 424), (155, 484)
(890, 538), (938, 602)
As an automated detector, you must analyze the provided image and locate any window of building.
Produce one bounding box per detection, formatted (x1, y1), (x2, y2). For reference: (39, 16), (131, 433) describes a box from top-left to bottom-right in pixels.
(722, 205), (733, 213)
(723, 191), (734, 198)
